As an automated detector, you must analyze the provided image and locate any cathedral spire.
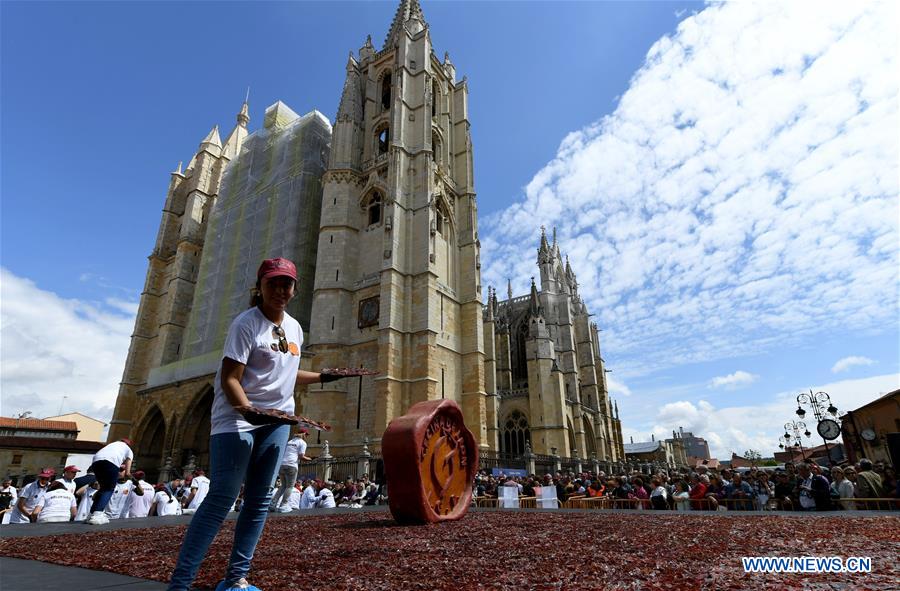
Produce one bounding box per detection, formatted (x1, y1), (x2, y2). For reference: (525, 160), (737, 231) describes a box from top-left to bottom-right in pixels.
(507, 278), (513, 302)
(538, 225), (551, 263)
(528, 277), (541, 318)
(485, 287), (494, 322)
(223, 97), (251, 160)
(383, 0), (427, 49)
(615, 400), (620, 419)
(200, 125), (222, 149)
(336, 54), (363, 123)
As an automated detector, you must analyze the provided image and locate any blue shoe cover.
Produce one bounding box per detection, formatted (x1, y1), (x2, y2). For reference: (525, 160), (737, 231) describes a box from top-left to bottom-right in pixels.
(214, 581), (262, 591)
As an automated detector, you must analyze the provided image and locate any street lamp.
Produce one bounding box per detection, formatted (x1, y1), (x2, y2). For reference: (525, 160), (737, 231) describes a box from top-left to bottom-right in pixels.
(796, 389), (842, 467)
(784, 420), (808, 460)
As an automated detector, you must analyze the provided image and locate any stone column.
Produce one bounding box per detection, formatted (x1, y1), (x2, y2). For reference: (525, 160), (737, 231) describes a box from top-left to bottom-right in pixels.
(321, 440), (333, 483)
(551, 447), (561, 474)
(524, 442), (536, 476)
(357, 437), (372, 479)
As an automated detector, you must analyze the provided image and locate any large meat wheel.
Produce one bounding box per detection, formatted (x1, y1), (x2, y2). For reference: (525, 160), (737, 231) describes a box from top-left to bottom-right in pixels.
(382, 399), (479, 524)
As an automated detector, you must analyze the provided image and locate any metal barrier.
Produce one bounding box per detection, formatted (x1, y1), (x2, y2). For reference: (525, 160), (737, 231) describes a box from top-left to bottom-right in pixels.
(473, 495), (900, 512)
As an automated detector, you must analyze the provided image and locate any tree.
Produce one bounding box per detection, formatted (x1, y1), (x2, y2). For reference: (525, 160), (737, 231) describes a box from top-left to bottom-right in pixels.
(743, 449), (762, 467)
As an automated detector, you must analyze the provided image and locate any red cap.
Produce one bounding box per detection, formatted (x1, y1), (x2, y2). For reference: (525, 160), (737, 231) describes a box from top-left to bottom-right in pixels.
(192, 469), (204, 477)
(120, 438), (133, 447)
(257, 257), (297, 282)
(63, 465), (81, 473)
(39, 468), (55, 478)
(133, 470), (145, 479)
(298, 427), (309, 434)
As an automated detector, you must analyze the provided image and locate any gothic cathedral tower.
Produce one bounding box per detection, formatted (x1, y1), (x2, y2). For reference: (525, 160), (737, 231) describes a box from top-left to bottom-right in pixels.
(301, 0), (489, 452)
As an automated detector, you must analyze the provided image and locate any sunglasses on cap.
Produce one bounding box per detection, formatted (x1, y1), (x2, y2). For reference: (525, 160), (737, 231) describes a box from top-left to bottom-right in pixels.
(272, 325), (288, 353)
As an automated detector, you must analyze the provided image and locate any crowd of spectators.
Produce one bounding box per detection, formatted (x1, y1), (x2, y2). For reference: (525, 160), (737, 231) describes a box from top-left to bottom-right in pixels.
(2, 456), (895, 524)
(474, 458), (899, 511)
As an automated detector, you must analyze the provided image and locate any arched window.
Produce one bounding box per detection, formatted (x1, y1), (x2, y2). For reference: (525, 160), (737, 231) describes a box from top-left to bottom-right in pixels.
(367, 191), (383, 226)
(381, 73), (392, 111)
(501, 410), (530, 457)
(435, 199), (449, 236)
(376, 127), (389, 155)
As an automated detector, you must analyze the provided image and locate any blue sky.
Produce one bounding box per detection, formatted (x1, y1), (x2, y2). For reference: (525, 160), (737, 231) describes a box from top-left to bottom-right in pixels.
(2, 1), (898, 457)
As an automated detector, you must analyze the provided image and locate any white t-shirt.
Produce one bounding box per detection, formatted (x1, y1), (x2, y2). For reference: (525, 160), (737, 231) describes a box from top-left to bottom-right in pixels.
(153, 490), (182, 516)
(36, 490), (76, 522)
(187, 475), (211, 510)
(300, 485), (318, 510)
(126, 481), (155, 518)
(0, 485), (18, 510)
(281, 437), (308, 467)
(93, 441), (134, 468)
(75, 488), (96, 521)
(211, 307), (303, 435)
(316, 488), (336, 509)
(651, 486), (668, 498)
(8, 481), (48, 524)
(288, 488), (303, 510)
(55, 478), (77, 494)
(105, 480), (134, 519)
(674, 491), (691, 511)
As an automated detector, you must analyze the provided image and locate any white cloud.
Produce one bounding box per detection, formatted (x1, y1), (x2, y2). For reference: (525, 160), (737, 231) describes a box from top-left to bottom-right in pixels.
(606, 375), (632, 397)
(0, 268), (135, 425)
(831, 355), (875, 373)
(637, 373), (900, 458)
(709, 370), (758, 390)
(481, 1), (899, 379)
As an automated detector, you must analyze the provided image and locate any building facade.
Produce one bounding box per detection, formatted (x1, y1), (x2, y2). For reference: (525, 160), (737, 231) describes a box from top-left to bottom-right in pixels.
(107, 0), (626, 481)
(841, 389), (900, 466)
(0, 417), (103, 485)
(482, 228), (623, 461)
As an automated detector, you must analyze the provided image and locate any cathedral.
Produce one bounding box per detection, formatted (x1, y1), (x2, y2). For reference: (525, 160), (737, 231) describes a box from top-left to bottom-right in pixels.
(108, 0), (623, 481)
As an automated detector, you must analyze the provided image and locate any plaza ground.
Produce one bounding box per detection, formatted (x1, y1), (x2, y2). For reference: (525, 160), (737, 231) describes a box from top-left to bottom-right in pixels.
(1, 508), (897, 590)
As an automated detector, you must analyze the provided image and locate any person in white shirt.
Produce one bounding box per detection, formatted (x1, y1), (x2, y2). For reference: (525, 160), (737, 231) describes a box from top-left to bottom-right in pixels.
(271, 428), (311, 512)
(34, 481), (77, 523)
(55, 465), (81, 494)
(167, 258), (349, 591)
(9, 469), (54, 524)
(75, 480), (99, 522)
(650, 477), (669, 510)
(673, 480), (691, 511)
(87, 438), (135, 525)
(150, 482), (183, 517)
(287, 482), (304, 510)
(182, 470), (211, 514)
(0, 477), (18, 518)
(125, 471), (155, 518)
(316, 483), (336, 509)
(104, 468), (145, 519)
(300, 480), (319, 510)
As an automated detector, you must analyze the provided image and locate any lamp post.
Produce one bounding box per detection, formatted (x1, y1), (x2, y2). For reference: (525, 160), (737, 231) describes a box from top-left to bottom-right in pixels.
(783, 420), (808, 461)
(777, 435), (802, 462)
(796, 390), (841, 467)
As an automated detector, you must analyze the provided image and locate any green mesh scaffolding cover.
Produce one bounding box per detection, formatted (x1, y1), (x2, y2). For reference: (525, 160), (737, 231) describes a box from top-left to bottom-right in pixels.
(148, 103), (331, 387)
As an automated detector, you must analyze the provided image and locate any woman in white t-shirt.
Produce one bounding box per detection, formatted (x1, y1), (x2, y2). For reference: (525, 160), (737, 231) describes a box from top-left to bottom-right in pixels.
(167, 258), (348, 591)
(34, 482), (77, 523)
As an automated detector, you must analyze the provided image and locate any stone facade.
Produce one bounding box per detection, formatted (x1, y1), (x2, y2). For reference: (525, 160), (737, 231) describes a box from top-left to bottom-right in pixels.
(297, 0), (487, 456)
(483, 228), (624, 462)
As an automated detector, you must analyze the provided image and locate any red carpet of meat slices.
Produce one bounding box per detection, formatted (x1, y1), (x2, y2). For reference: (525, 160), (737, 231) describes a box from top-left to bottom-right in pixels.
(2, 512), (897, 590)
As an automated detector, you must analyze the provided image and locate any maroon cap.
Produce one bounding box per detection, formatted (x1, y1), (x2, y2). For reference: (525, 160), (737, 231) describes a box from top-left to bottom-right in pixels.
(133, 470), (146, 479)
(257, 258), (297, 282)
(192, 469), (205, 477)
(63, 465), (81, 473)
(39, 468), (55, 478)
(120, 437), (133, 446)
(298, 427), (309, 434)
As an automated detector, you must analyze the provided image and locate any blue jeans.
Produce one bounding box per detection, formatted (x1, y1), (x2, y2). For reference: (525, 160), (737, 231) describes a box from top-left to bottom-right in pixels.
(88, 460), (120, 513)
(168, 424), (289, 591)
